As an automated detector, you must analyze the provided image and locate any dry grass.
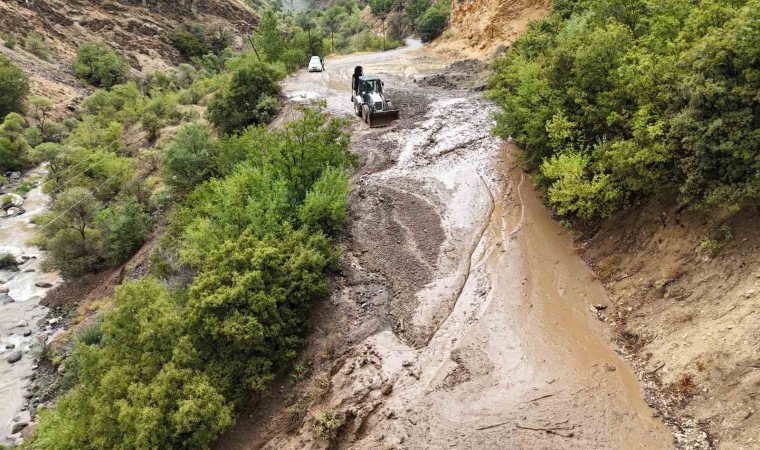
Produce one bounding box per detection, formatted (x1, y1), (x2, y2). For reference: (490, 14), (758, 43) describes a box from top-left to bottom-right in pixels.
(672, 373), (697, 396)
(596, 254), (623, 280)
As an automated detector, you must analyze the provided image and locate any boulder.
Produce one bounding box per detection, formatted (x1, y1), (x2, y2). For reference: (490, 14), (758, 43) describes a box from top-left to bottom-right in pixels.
(1, 192), (23, 208)
(6, 351), (22, 364)
(11, 422), (28, 434)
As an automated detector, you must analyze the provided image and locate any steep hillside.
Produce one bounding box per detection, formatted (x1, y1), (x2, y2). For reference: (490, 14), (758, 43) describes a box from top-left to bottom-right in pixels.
(581, 201), (759, 448)
(0, 0), (258, 114)
(433, 0), (551, 58)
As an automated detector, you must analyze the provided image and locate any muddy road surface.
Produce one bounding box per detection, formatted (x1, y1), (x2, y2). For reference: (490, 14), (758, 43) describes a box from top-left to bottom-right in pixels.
(217, 42), (674, 449)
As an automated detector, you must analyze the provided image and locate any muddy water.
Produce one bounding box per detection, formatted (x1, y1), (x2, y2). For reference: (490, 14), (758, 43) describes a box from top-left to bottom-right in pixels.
(219, 40), (673, 449)
(0, 168), (61, 444)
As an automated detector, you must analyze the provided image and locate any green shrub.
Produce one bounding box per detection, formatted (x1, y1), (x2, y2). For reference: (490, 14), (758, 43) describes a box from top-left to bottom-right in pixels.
(162, 122), (218, 194)
(31, 106), (354, 450)
(298, 167), (350, 235)
(0, 32), (16, 49)
(74, 43), (130, 89)
(141, 90), (181, 140)
(172, 30), (211, 59)
(0, 55), (29, 119)
(25, 125), (42, 147)
(32, 186), (103, 278)
(24, 33), (49, 60)
(488, 0), (760, 218)
(281, 48), (308, 73)
(95, 196), (151, 266)
(0, 112), (31, 170)
(313, 409), (345, 441)
(416, 1), (449, 43)
(206, 60), (282, 135)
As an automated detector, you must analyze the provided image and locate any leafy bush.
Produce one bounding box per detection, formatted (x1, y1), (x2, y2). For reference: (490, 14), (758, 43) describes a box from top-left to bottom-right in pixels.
(162, 122), (219, 194)
(416, 1), (449, 43)
(206, 60), (283, 135)
(173, 29), (209, 59)
(31, 107), (354, 450)
(141, 90), (181, 140)
(0, 55), (29, 119)
(313, 409), (345, 441)
(24, 33), (49, 60)
(74, 43), (130, 89)
(31, 187), (103, 278)
(0, 112), (31, 171)
(488, 0), (760, 218)
(95, 196), (151, 266)
(0, 32), (16, 49)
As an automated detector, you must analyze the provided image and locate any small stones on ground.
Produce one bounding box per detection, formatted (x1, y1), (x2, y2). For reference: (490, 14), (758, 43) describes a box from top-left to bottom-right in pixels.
(34, 281), (53, 288)
(22, 329), (33, 337)
(604, 363), (617, 372)
(0, 286), (9, 293)
(16, 320), (28, 328)
(594, 304), (608, 311)
(6, 351), (22, 364)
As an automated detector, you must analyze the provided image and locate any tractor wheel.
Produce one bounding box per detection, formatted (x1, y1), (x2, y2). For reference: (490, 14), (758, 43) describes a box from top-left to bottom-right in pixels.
(362, 105), (370, 124)
(354, 101), (362, 117)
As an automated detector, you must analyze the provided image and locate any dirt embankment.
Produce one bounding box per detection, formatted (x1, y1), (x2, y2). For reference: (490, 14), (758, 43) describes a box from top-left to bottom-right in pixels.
(0, 0), (258, 115)
(580, 202), (760, 449)
(430, 0), (551, 59)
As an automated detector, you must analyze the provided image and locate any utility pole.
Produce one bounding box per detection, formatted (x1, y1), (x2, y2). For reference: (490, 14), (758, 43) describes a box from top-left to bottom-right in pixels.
(381, 14), (386, 51)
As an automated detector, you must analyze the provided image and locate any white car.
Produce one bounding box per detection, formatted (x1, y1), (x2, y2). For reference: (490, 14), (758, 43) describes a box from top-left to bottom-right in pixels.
(308, 56), (324, 72)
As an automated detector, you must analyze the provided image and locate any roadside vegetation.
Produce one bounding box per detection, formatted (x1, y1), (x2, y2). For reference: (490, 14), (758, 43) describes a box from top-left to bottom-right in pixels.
(488, 0), (760, 219)
(0, 6), (357, 448)
(367, 0), (450, 43)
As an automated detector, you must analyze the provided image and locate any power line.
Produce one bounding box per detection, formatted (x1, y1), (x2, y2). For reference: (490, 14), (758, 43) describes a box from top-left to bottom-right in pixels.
(46, 152), (116, 197)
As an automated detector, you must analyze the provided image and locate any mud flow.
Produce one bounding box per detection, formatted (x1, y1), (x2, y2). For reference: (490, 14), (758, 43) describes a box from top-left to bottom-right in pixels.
(217, 41), (674, 449)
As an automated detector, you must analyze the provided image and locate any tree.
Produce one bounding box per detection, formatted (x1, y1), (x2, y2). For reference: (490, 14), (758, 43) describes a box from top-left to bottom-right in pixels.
(0, 55), (29, 119)
(405, 0), (431, 27)
(33, 186), (103, 277)
(30, 96), (53, 136)
(74, 43), (130, 89)
(95, 196), (151, 266)
(162, 122), (219, 193)
(206, 61), (282, 135)
(416, 2), (450, 43)
(0, 112), (31, 170)
(256, 10), (285, 62)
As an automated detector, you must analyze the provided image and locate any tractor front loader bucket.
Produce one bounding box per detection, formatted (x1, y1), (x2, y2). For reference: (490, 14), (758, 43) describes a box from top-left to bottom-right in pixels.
(368, 109), (399, 128)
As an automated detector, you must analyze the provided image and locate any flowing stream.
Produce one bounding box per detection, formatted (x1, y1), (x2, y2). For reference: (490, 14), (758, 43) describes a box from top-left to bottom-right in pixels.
(0, 167), (61, 444)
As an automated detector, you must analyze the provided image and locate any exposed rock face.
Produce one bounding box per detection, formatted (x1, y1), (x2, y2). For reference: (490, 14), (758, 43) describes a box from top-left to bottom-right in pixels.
(446, 0), (551, 55)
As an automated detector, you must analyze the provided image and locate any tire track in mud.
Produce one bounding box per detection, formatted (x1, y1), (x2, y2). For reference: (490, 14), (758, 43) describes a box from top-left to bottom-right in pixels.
(216, 43), (675, 450)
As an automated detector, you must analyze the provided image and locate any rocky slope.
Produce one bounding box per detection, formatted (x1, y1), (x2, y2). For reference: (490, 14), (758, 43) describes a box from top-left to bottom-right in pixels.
(0, 0), (258, 115)
(432, 0), (551, 58)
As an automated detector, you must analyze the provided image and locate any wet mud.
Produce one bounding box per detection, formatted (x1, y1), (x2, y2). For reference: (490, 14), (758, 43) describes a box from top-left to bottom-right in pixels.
(216, 41), (675, 450)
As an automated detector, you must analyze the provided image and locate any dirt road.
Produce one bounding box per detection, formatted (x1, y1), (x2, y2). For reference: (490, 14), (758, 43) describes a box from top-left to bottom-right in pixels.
(217, 42), (675, 449)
